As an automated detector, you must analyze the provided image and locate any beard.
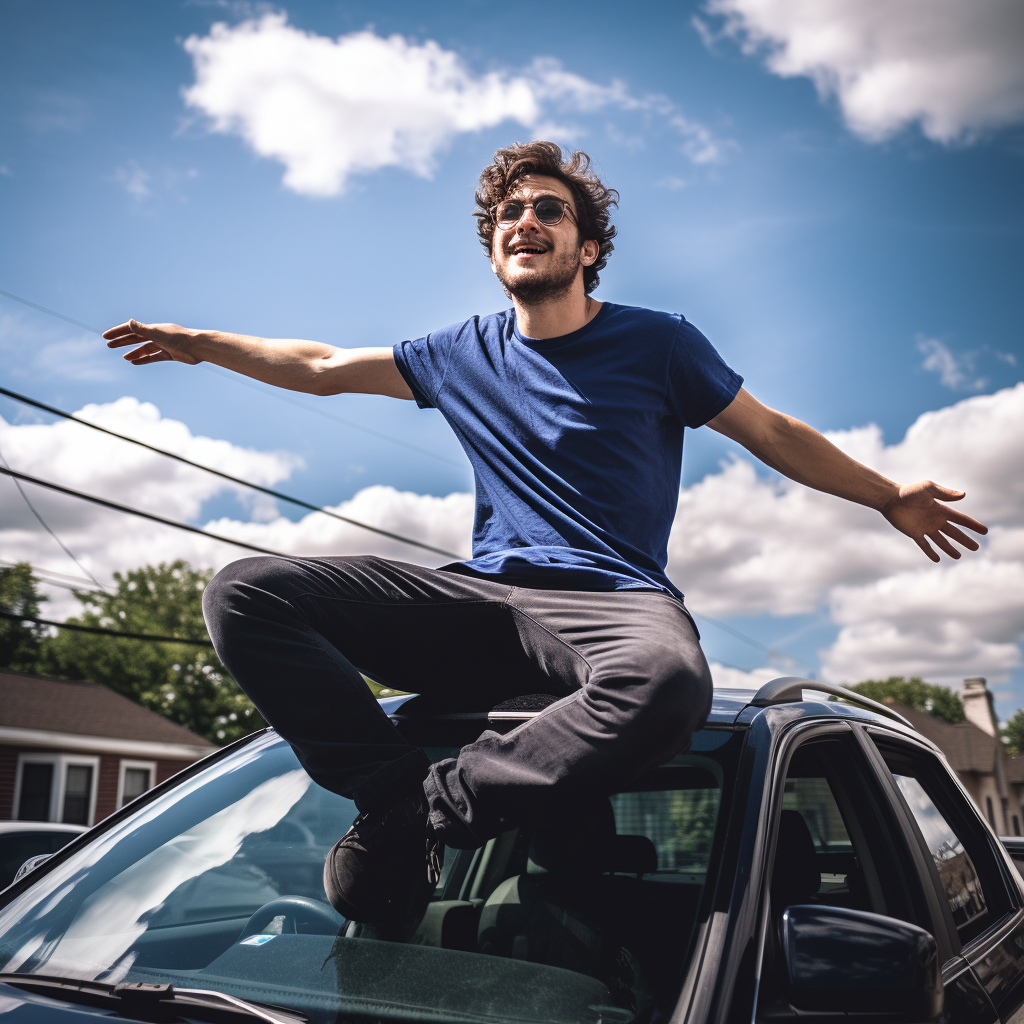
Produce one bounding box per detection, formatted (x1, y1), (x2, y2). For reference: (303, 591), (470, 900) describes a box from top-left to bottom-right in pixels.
(494, 243), (582, 305)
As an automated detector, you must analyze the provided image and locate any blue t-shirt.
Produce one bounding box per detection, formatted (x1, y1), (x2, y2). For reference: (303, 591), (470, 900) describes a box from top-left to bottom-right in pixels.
(393, 302), (742, 601)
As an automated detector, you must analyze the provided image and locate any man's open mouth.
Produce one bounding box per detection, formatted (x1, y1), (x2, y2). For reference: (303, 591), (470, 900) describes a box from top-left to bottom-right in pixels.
(510, 245), (547, 256)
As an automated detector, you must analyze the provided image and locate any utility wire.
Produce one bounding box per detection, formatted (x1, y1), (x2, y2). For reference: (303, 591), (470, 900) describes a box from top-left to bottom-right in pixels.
(0, 443), (108, 591)
(1, 466), (293, 559)
(0, 287), (464, 468)
(689, 610), (808, 669)
(0, 559), (99, 592)
(0, 385), (464, 560)
(0, 609), (213, 646)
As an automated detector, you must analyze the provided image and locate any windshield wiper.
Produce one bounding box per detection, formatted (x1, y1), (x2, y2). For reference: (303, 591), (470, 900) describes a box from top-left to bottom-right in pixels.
(0, 974), (307, 1023)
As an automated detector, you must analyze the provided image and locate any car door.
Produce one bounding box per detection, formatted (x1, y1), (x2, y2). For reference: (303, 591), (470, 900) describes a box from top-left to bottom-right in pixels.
(863, 728), (1024, 1023)
(753, 720), (998, 1023)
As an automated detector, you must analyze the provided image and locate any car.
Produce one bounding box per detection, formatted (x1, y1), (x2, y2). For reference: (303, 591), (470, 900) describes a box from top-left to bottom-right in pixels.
(0, 676), (1023, 1024)
(0, 822), (87, 892)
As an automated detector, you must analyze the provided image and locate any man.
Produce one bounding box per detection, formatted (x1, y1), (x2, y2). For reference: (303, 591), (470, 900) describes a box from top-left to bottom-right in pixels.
(104, 141), (987, 930)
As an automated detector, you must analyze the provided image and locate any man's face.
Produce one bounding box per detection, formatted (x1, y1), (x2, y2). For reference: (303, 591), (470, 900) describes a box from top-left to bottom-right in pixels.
(489, 174), (597, 305)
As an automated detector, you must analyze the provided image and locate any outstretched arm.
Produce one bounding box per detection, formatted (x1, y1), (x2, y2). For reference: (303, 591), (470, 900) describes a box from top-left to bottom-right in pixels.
(707, 388), (988, 562)
(102, 320), (414, 400)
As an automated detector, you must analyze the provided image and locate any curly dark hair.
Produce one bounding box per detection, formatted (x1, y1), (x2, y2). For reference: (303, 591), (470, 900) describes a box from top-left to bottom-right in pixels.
(474, 141), (618, 295)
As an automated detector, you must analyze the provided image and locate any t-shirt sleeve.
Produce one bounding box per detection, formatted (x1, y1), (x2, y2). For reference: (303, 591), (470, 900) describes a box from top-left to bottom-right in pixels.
(667, 317), (744, 428)
(393, 325), (458, 410)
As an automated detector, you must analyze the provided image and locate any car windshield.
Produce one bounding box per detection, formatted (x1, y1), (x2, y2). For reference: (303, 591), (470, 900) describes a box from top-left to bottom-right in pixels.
(0, 728), (740, 1024)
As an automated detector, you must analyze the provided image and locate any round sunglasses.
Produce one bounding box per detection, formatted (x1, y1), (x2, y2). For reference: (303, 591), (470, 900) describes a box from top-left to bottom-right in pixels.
(492, 195), (577, 228)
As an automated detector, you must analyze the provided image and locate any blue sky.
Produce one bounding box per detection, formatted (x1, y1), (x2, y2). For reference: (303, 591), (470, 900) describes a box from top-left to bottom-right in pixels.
(1, 0), (1022, 712)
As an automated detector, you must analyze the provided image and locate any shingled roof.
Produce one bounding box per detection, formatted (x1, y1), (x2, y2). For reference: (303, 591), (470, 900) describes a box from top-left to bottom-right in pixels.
(890, 702), (1005, 775)
(0, 668), (215, 749)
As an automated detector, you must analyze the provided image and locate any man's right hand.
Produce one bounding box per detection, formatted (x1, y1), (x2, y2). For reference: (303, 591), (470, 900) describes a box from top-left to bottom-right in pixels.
(103, 320), (202, 365)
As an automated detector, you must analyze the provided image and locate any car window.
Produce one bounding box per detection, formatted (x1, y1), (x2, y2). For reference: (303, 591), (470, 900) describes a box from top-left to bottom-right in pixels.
(0, 729), (742, 1024)
(874, 739), (1011, 945)
(893, 775), (988, 931)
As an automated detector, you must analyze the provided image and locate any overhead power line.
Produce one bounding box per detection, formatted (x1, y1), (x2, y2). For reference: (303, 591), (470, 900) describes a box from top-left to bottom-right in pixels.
(0, 385), (463, 560)
(0, 287), (464, 467)
(0, 442), (108, 591)
(0, 609), (213, 646)
(1, 466), (293, 559)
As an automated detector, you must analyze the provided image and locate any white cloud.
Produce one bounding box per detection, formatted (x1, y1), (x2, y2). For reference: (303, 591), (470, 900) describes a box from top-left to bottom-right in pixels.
(702, 0), (1024, 143)
(0, 397), (471, 618)
(917, 336), (986, 390)
(668, 383), (1024, 683)
(113, 161), (151, 201)
(708, 662), (780, 691)
(182, 12), (730, 196)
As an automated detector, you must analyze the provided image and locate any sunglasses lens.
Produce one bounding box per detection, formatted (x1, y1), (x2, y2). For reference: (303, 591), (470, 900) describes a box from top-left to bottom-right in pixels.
(534, 199), (565, 224)
(496, 200), (524, 225)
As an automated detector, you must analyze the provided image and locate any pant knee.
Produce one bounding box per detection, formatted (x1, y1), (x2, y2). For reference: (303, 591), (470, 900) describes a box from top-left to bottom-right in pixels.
(203, 556), (285, 626)
(635, 647), (713, 743)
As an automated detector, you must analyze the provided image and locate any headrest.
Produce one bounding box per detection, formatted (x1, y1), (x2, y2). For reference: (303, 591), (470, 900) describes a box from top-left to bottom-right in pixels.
(771, 809), (820, 907)
(609, 834), (658, 875)
(526, 797), (617, 875)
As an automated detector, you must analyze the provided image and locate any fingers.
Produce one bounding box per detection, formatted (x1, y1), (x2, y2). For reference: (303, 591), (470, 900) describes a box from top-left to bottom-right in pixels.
(940, 524), (980, 551)
(928, 530), (961, 559)
(946, 508), (989, 535)
(914, 535), (940, 563)
(926, 481), (965, 501)
(122, 342), (168, 364)
(103, 319), (149, 341)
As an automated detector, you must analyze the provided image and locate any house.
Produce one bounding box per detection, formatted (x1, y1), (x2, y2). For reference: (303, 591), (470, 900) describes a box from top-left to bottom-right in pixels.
(884, 677), (1024, 837)
(0, 668), (216, 827)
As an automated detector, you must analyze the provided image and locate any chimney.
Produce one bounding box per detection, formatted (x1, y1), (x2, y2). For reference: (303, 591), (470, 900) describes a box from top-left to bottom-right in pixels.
(961, 677), (998, 737)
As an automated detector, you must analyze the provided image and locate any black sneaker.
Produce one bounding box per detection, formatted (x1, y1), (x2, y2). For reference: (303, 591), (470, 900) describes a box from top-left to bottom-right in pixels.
(324, 787), (443, 925)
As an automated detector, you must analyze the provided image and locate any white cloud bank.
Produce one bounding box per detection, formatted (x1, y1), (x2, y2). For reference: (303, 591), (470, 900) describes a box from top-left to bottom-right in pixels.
(182, 12), (728, 196)
(702, 0), (1024, 143)
(0, 397), (472, 618)
(3, 386), (1021, 687)
(668, 383), (1024, 684)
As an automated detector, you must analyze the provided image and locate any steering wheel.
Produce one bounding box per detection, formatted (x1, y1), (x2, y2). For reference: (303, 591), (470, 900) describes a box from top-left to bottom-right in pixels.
(242, 895), (346, 937)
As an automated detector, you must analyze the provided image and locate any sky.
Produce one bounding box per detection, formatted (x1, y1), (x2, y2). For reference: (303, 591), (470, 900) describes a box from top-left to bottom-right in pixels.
(1, 0), (1022, 714)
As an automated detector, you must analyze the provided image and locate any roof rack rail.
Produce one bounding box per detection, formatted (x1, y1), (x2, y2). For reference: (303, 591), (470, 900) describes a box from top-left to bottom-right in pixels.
(749, 676), (912, 729)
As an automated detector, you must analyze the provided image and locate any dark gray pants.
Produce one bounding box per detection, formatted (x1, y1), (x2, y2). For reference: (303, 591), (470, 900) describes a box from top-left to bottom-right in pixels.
(203, 555), (712, 848)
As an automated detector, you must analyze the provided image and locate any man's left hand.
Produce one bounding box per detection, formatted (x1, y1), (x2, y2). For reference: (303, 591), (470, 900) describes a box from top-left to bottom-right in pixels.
(879, 480), (988, 562)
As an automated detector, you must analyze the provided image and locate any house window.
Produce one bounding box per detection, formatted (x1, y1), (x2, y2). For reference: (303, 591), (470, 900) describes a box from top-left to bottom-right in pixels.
(117, 760), (156, 808)
(986, 796), (996, 829)
(1013, 815), (1020, 837)
(14, 755), (99, 826)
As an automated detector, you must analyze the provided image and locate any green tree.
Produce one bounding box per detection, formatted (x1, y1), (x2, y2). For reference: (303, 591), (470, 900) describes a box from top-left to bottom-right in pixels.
(0, 562), (48, 671)
(847, 676), (965, 724)
(37, 561), (266, 744)
(1002, 710), (1024, 756)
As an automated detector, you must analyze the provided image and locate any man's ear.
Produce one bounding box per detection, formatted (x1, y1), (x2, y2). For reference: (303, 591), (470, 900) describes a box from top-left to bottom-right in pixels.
(580, 239), (599, 266)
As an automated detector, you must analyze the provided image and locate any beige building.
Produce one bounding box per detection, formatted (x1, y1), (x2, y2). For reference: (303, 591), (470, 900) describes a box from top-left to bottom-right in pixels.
(887, 677), (1024, 837)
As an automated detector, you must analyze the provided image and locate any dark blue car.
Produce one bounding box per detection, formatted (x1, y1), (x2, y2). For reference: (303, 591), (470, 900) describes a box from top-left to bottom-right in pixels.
(1, 678), (1023, 1023)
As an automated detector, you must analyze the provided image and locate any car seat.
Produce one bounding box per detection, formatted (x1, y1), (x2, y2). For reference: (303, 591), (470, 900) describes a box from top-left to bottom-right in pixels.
(477, 798), (654, 1013)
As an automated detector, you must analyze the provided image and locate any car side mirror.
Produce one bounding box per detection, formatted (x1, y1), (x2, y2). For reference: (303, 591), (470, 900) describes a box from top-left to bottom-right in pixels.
(780, 904), (942, 1022)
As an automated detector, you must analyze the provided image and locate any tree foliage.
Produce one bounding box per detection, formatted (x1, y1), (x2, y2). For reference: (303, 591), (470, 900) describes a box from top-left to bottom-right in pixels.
(0, 562), (49, 672)
(1003, 710), (1024, 756)
(847, 676), (965, 724)
(32, 561), (266, 744)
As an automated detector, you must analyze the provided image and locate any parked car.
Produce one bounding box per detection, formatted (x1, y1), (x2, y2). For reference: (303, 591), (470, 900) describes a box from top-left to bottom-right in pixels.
(0, 822), (86, 891)
(1, 678), (1024, 1024)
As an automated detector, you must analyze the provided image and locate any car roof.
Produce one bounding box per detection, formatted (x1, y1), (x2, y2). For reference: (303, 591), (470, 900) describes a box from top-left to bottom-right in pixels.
(378, 684), (919, 732)
(0, 822), (88, 835)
